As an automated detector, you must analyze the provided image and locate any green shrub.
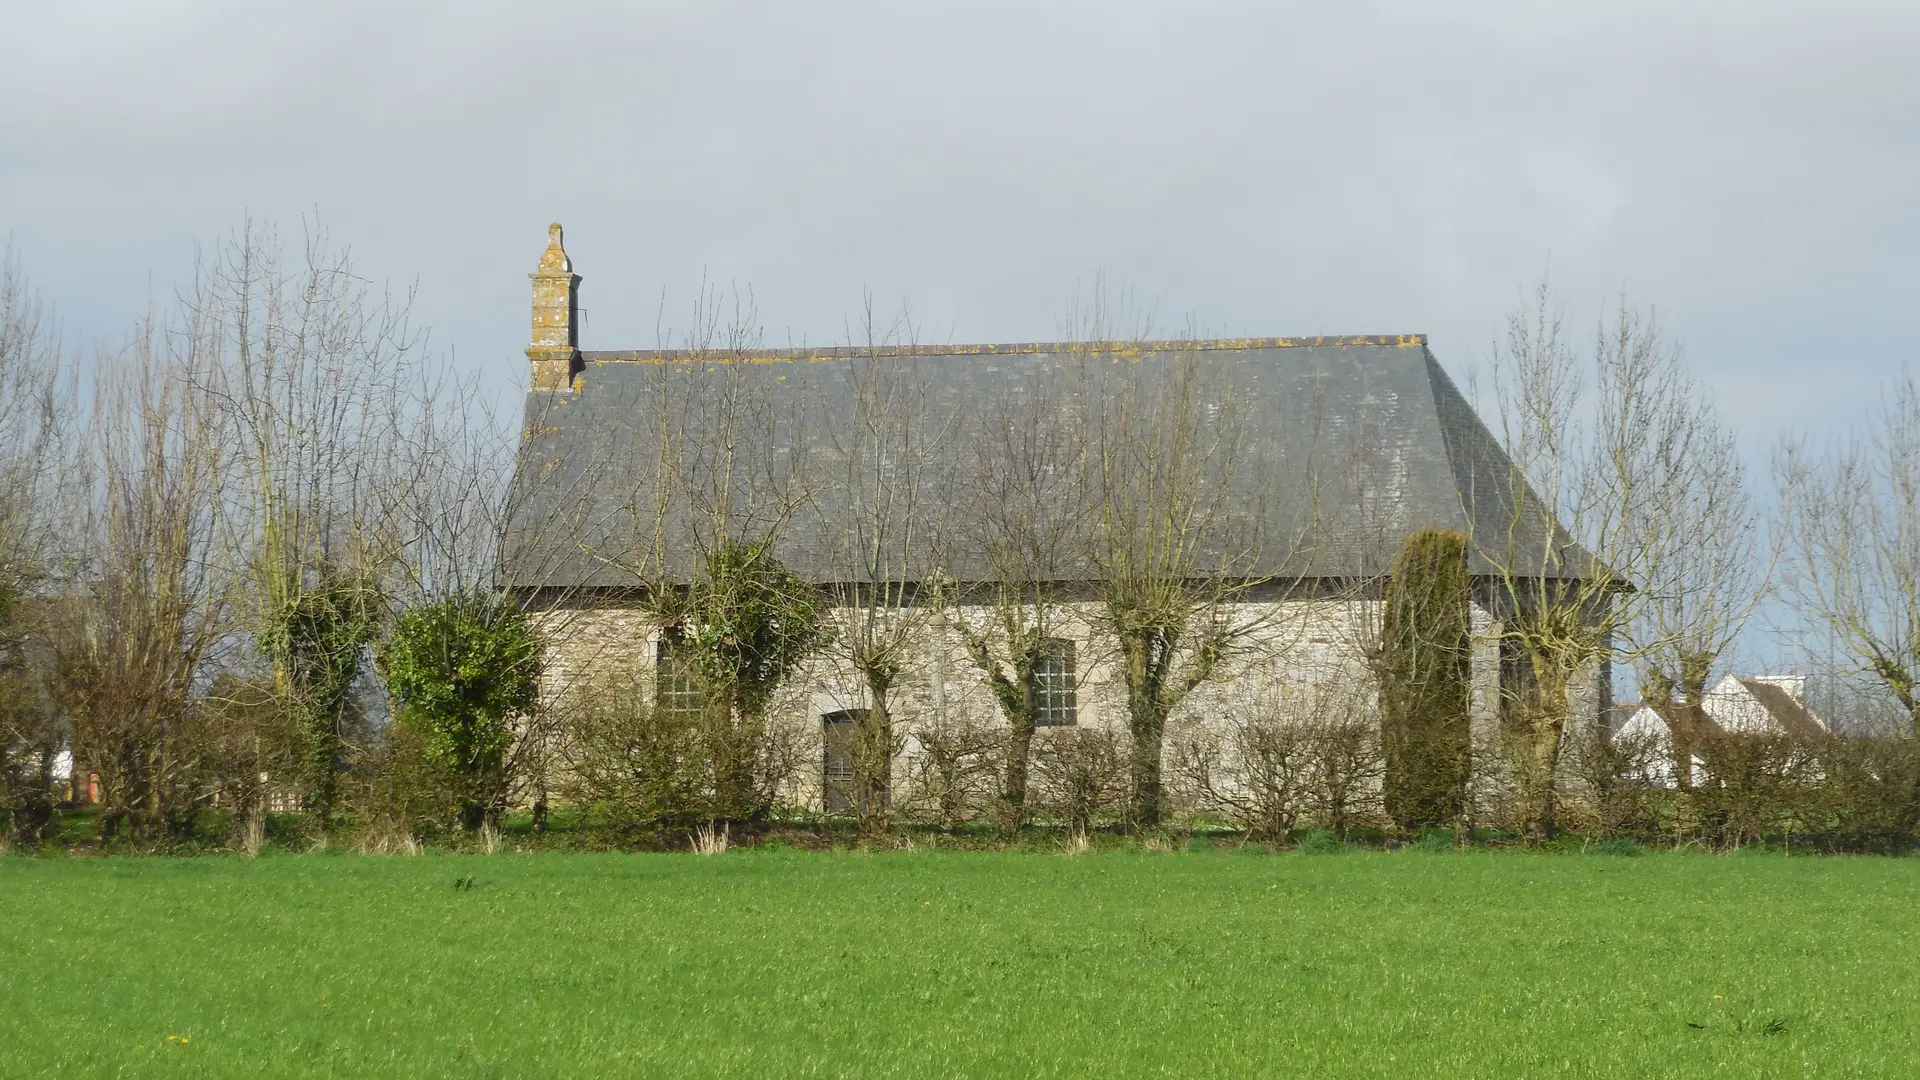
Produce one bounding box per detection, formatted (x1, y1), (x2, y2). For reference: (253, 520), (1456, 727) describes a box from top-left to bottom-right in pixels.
(1801, 734), (1920, 853)
(558, 674), (713, 836)
(1694, 732), (1804, 850)
(380, 589), (541, 831)
(1294, 828), (1348, 855)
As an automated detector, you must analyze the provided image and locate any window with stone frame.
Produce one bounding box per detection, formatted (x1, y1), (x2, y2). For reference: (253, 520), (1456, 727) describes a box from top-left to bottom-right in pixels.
(655, 635), (702, 717)
(1031, 639), (1078, 727)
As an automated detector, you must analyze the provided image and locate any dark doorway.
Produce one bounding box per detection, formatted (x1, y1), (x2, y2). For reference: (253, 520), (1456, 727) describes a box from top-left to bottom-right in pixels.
(822, 709), (881, 816)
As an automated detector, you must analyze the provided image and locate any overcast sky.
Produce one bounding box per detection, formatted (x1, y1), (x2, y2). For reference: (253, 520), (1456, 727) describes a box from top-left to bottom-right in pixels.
(4, 1), (1916, 440)
(3, 1), (1916, 673)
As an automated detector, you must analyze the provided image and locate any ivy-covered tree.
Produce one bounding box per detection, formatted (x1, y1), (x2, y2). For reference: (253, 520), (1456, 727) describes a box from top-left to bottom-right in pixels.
(955, 369), (1092, 832)
(1377, 527), (1473, 833)
(257, 569), (381, 822)
(670, 538), (828, 822)
(381, 589), (542, 830)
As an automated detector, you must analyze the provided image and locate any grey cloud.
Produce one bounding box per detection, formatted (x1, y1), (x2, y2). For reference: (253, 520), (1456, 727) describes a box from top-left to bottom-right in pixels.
(3, 0), (1916, 438)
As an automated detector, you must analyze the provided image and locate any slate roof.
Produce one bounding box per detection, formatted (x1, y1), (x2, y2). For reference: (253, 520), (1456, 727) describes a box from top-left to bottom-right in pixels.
(502, 337), (1595, 592)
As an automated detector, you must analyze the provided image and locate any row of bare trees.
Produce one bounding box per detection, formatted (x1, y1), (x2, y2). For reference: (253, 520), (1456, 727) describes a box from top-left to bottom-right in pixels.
(0, 225), (553, 849)
(530, 279), (1317, 841)
(547, 281), (1703, 845)
(6, 217), (1920, 851)
(1469, 281), (1920, 847)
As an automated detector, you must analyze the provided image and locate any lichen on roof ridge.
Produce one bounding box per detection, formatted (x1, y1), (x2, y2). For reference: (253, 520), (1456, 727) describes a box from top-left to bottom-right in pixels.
(580, 334), (1428, 365)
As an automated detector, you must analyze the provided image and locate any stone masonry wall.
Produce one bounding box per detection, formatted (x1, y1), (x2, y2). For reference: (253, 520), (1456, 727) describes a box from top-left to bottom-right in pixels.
(533, 597), (1514, 815)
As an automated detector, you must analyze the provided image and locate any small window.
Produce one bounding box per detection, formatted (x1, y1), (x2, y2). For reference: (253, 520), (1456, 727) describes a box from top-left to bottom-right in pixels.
(656, 637), (702, 717)
(1031, 639), (1078, 727)
(1498, 634), (1536, 733)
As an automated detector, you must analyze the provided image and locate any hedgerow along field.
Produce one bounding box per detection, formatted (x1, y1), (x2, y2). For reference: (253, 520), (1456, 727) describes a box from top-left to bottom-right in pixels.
(2, 850), (1915, 1078)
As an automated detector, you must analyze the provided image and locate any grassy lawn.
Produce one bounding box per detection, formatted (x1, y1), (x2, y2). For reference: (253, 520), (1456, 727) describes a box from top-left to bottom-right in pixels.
(1, 849), (1915, 1078)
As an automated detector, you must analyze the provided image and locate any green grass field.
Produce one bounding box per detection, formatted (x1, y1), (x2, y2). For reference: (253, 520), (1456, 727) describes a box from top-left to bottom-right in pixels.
(2, 849), (1915, 1078)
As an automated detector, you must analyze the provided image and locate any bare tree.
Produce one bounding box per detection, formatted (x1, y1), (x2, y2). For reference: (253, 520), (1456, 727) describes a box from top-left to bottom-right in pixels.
(1480, 284), (1704, 841)
(54, 319), (233, 842)
(0, 248), (71, 843)
(0, 247), (63, 601)
(1629, 372), (1772, 839)
(1080, 343), (1281, 829)
(817, 299), (953, 835)
(953, 366), (1094, 830)
(1778, 374), (1920, 736)
(187, 220), (437, 822)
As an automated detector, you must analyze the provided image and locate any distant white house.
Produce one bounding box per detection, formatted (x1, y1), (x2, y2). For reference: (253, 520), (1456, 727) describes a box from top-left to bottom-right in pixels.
(1616, 674), (1833, 785)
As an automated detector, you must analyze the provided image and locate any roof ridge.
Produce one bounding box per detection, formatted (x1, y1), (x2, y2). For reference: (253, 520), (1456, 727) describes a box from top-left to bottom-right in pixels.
(580, 334), (1426, 363)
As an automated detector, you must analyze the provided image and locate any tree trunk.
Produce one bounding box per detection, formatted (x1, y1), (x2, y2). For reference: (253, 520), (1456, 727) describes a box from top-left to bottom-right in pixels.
(1121, 622), (1167, 822)
(963, 630), (1044, 834)
(1646, 663), (1710, 843)
(1519, 663), (1572, 845)
(1675, 675), (1711, 841)
(999, 716), (1035, 832)
(1128, 708), (1166, 829)
(708, 683), (755, 822)
(299, 693), (344, 825)
(1668, 710), (1698, 840)
(857, 674), (893, 837)
(1122, 627), (1170, 829)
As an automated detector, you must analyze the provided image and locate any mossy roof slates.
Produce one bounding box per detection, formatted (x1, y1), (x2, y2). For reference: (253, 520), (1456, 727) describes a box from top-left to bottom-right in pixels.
(579, 335), (1426, 364)
(505, 339), (1592, 589)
